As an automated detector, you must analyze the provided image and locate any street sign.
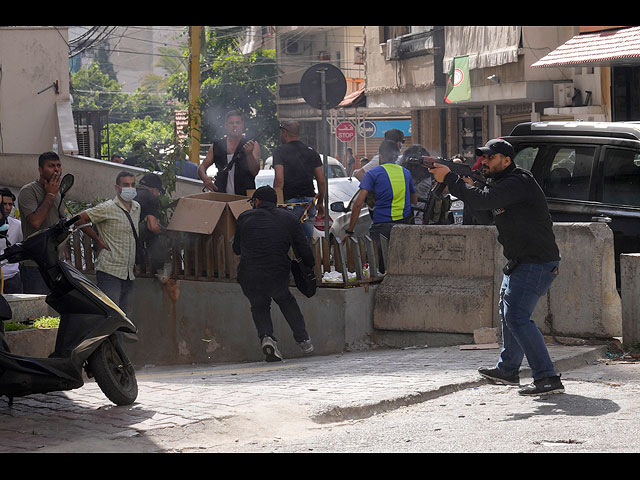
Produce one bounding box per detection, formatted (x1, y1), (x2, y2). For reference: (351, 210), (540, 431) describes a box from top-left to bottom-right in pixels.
(336, 121), (355, 143)
(359, 120), (376, 138)
(299, 63), (347, 110)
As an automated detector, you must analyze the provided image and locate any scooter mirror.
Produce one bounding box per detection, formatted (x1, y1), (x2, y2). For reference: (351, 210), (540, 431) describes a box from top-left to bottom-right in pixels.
(60, 174), (74, 198)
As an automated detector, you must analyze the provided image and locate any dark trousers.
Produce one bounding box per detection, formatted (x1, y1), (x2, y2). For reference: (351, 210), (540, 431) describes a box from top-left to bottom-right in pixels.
(369, 217), (412, 273)
(21, 265), (49, 294)
(2, 273), (23, 294)
(239, 276), (309, 343)
(96, 271), (134, 317)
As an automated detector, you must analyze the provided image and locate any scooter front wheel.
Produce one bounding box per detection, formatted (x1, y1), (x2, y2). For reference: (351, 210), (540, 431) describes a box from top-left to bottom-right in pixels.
(87, 335), (138, 406)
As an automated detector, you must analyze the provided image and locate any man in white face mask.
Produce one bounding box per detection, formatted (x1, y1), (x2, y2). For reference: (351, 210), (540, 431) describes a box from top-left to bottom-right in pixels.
(75, 171), (141, 317)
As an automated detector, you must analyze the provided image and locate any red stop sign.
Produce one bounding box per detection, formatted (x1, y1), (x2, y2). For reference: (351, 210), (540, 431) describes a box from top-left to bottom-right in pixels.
(336, 121), (355, 143)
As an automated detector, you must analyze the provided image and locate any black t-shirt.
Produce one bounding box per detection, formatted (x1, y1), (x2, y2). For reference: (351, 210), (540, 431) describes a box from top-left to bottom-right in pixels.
(273, 140), (322, 200)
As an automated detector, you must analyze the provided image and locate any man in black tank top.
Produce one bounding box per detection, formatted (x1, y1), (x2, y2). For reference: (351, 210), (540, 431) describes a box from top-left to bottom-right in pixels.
(197, 110), (260, 196)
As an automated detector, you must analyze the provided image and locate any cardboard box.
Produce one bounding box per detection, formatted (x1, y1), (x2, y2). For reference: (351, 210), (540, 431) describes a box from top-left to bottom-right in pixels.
(167, 192), (251, 278)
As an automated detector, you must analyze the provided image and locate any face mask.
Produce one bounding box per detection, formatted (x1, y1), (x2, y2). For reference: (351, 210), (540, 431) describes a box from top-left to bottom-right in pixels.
(119, 187), (137, 202)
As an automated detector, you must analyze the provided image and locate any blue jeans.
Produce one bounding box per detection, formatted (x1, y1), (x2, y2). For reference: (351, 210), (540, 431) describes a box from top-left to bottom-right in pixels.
(284, 197), (316, 237)
(496, 261), (559, 381)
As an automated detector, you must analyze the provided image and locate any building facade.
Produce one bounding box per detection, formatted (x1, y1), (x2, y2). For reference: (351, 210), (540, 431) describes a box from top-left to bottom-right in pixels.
(363, 26), (581, 163)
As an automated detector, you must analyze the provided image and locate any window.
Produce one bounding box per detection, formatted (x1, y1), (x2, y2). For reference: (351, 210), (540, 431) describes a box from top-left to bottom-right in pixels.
(513, 146), (539, 171)
(541, 146), (595, 201)
(602, 148), (640, 206)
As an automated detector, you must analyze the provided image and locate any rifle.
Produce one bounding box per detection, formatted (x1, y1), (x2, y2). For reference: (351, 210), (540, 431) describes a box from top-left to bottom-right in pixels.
(204, 124), (271, 192)
(423, 156), (487, 185)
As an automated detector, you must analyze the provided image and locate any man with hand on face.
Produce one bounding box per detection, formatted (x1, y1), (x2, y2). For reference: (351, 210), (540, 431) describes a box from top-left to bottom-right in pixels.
(74, 171), (141, 317)
(18, 151), (67, 293)
(198, 110), (260, 196)
(429, 138), (564, 397)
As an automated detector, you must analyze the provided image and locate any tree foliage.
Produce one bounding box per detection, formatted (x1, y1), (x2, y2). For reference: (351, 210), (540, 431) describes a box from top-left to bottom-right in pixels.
(166, 27), (279, 154)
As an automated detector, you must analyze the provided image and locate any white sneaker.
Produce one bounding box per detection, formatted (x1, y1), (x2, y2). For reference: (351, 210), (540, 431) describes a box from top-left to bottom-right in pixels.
(261, 336), (283, 362)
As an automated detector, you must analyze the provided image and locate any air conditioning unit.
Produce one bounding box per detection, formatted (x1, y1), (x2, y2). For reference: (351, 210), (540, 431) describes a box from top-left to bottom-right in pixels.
(76, 125), (96, 158)
(285, 39), (302, 55)
(553, 83), (573, 107)
(385, 38), (401, 61)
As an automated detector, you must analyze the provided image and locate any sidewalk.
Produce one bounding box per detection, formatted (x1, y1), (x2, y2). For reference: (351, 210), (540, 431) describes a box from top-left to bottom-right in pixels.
(0, 343), (610, 452)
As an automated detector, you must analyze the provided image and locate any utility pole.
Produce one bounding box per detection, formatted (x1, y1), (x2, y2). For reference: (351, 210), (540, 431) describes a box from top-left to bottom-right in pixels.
(188, 26), (203, 165)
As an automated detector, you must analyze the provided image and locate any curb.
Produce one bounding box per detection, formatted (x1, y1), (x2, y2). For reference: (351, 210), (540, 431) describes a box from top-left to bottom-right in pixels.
(310, 344), (610, 424)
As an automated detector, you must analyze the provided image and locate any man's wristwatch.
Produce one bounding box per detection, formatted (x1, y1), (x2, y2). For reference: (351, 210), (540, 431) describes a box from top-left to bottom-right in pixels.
(345, 230), (354, 235)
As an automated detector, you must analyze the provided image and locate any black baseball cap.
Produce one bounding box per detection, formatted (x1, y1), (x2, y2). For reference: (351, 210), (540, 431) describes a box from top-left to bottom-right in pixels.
(475, 139), (515, 159)
(139, 173), (165, 194)
(249, 185), (277, 204)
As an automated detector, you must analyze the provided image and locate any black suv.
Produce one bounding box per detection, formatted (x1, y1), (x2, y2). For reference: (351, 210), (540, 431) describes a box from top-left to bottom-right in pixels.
(504, 121), (640, 286)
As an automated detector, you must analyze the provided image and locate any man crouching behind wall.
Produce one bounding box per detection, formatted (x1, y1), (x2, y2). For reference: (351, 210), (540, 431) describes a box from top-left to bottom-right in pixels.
(233, 186), (315, 362)
(429, 139), (564, 397)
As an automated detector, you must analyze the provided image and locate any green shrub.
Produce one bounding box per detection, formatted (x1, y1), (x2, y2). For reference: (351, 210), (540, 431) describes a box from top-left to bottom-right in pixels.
(3, 316), (60, 331)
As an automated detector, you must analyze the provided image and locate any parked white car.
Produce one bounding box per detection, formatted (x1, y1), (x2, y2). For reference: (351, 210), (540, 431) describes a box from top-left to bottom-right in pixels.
(253, 169), (371, 240)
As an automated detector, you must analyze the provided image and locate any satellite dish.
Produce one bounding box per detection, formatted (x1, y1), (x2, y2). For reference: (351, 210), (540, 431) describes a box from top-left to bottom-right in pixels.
(299, 63), (347, 110)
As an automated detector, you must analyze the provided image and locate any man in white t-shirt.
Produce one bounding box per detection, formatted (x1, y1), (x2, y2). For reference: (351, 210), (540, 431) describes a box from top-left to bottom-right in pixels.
(353, 128), (405, 181)
(0, 188), (23, 293)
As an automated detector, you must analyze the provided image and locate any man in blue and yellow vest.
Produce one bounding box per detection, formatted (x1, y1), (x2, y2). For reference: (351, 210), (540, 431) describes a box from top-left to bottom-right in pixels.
(342, 140), (417, 273)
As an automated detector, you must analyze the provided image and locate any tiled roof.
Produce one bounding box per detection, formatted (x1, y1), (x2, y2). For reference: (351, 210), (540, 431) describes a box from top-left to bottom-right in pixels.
(532, 26), (640, 68)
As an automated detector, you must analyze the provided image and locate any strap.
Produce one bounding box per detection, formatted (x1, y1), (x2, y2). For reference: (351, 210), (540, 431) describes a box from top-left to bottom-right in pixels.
(220, 137), (248, 174)
(117, 205), (139, 243)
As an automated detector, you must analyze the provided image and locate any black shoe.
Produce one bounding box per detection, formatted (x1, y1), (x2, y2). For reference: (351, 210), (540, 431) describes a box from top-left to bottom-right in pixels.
(478, 367), (520, 386)
(518, 375), (565, 396)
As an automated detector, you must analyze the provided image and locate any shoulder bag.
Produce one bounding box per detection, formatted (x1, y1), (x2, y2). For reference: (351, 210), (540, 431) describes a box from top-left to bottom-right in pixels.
(117, 206), (148, 266)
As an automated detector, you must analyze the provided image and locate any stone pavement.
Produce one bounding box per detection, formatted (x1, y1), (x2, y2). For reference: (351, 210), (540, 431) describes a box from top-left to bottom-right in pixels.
(0, 343), (610, 452)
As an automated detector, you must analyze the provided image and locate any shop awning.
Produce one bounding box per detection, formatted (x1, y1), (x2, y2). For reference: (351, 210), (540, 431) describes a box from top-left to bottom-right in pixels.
(532, 26), (640, 68)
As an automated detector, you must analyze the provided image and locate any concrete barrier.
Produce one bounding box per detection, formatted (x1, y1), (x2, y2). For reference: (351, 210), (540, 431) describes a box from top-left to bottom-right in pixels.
(531, 222), (621, 338)
(621, 253), (640, 346)
(3, 294), (55, 322)
(122, 278), (378, 367)
(5, 328), (57, 357)
(374, 225), (498, 334)
(374, 222), (621, 339)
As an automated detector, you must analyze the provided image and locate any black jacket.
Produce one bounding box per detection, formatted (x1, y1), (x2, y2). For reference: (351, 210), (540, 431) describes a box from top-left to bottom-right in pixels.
(232, 202), (315, 284)
(444, 163), (560, 264)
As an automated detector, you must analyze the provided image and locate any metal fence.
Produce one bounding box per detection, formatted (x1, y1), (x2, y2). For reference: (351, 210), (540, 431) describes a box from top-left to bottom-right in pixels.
(65, 231), (387, 288)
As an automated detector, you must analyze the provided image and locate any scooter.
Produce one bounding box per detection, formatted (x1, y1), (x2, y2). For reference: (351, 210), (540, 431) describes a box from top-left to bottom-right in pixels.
(0, 174), (138, 406)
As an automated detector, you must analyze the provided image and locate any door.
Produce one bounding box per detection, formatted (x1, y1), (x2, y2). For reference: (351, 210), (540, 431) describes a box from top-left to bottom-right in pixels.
(596, 146), (640, 279)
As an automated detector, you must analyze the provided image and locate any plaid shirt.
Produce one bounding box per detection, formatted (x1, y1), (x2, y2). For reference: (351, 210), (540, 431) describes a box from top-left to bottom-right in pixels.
(86, 196), (141, 280)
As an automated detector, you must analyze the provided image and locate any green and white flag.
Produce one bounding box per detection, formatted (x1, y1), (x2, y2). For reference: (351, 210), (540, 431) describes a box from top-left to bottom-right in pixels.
(444, 55), (471, 103)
